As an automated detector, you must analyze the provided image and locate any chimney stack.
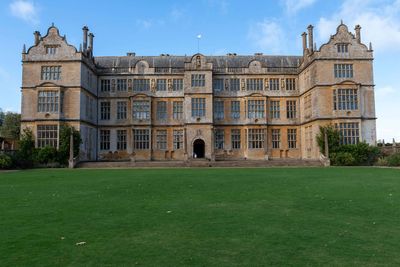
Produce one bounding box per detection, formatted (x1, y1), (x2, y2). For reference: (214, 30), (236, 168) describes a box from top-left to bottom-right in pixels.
(301, 32), (308, 55)
(34, 31), (41, 45)
(355, 25), (361, 43)
(307, 25), (314, 53)
(82, 26), (89, 52)
(88, 33), (94, 55)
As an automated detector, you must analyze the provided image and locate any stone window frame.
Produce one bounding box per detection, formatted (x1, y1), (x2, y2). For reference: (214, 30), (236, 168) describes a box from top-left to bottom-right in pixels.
(248, 128), (265, 149)
(133, 79), (150, 92)
(117, 129), (127, 150)
(230, 100), (240, 119)
(286, 100), (297, 119)
(100, 79), (111, 92)
(156, 79), (167, 91)
(248, 100), (265, 119)
(37, 125), (58, 148)
(214, 129), (224, 150)
(231, 129), (241, 149)
(133, 129), (150, 150)
(100, 129), (110, 150)
(173, 129), (184, 150)
(285, 78), (296, 91)
(229, 78), (240, 91)
(100, 101), (111, 120)
(214, 100), (224, 120)
(269, 100), (280, 119)
(37, 91), (60, 113)
(172, 79), (183, 91)
(333, 88), (358, 110)
(173, 101), (183, 120)
(156, 129), (167, 150)
(132, 100), (150, 120)
(336, 122), (360, 145)
(117, 101), (127, 120)
(156, 101), (167, 120)
(334, 64), (353, 78)
(271, 129), (281, 149)
(213, 78), (224, 92)
(287, 128), (297, 149)
(116, 79), (127, 92)
(41, 66), (61, 80)
(246, 78), (263, 91)
(45, 45), (59, 55)
(191, 98), (206, 117)
(269, 78), (280, 91)
(191, 74), (206, 87)
(337, 43), (349, 53)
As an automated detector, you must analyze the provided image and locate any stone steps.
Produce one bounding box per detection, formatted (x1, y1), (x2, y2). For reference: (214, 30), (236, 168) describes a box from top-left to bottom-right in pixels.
(77, 159), (323, 168)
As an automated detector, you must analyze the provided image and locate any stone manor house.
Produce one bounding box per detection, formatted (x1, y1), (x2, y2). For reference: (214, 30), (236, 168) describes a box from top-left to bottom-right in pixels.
(20, 23), (376, 162)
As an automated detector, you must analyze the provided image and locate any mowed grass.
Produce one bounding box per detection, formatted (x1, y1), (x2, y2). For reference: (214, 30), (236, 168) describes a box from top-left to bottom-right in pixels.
(0, 168), (400, 266)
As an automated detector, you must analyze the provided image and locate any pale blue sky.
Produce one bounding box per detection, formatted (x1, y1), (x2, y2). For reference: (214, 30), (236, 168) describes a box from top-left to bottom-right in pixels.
(0, 0), (399, 141)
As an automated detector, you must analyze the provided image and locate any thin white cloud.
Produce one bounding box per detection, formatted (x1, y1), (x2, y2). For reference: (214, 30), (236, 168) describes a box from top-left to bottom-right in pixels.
(316, 0), (400, 52)
(375, 86), (396, 98)
(136, 19), (165, 30)
(136, 19), (153, 30)
(9, 0), (39, 24)
(170, 7), (184, 21)
(248, 19), (287, 54)
(282, 0), (317, 14)
(204, 0), (229, 14)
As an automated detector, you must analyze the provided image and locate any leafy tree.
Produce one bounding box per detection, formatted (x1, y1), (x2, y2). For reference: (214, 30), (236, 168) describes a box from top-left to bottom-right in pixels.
(316, 125), (341, 156)
(0, 112), (21, 140)
(58, 125), (82, 164)
(37, 146), (58, 164)
(16, 128), (36, 168)
(0, 108), (4, 126)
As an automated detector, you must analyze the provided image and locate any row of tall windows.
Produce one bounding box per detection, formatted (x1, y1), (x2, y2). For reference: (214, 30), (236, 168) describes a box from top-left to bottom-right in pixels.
(100, 79), (184, 92)
(100, 100), (184, 121)
(99, 129), (184, 151)
(271, 129), (297, 149)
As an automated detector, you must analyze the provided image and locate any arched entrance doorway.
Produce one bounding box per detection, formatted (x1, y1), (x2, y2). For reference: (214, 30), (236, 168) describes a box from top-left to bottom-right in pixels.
(193, 139), (205, 158)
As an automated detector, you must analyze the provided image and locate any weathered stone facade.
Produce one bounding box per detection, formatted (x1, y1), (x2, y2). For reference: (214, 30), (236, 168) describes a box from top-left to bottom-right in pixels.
(21, 23), (376, 162)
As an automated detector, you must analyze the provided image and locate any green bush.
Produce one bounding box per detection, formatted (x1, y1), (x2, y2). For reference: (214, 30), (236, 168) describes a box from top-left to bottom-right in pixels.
(15, 128), (36, 168)
(316, 125), (341, 155)
(331, 152), (356, 166)
(36, 146), (58, 164)
(58, 126), (81, 165)
(338, 142), (381, 166)
(386, 153), (400, 166)
(0, 154), (13, 169)
(375, 158), (388, 166)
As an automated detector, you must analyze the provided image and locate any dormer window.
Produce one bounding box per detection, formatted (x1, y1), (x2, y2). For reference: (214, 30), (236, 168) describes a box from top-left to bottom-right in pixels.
(337, 43), (349, 53)
(45, 45), (59, 55)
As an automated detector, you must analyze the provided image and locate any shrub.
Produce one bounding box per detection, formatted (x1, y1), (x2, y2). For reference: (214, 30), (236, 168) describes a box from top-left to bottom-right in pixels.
(375, 158), (388, 166)
(331, 152), (356, 166)
(316, 125), (341, 156)
(15, 128), (35, 168)
(386, 153), (400, 167)
(338, 142), (381, 166)
(36, 146), (58, 165)
(58, 126), (81, 165)
(0, 154), (13, 169)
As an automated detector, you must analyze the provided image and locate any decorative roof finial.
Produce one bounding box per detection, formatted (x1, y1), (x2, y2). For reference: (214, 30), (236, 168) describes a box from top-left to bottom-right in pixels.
(52, 22), (55, 27)
(341, 19), (343, 25)
(22, 44), (26, 54)
(369, 42), (373, 51)
(79, 44), (82, 52)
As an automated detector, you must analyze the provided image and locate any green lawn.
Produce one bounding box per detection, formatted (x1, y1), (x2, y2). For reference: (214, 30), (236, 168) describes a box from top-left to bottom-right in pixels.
(0, 167), (400, 266)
